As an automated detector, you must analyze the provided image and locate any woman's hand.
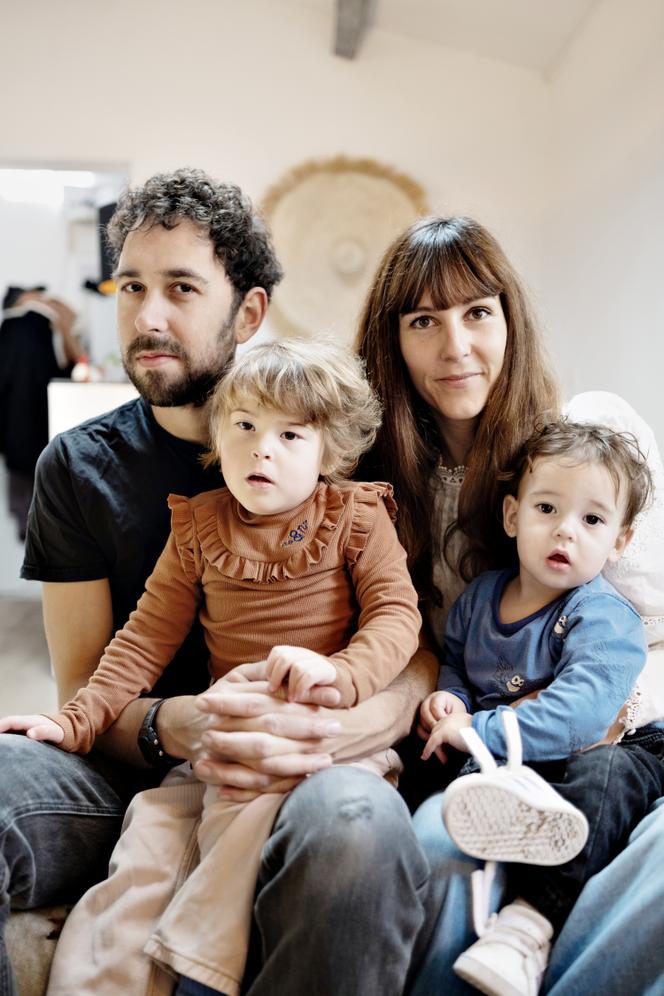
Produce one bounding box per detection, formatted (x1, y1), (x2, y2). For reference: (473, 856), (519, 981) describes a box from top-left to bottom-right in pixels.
(0, 714), (64, 744)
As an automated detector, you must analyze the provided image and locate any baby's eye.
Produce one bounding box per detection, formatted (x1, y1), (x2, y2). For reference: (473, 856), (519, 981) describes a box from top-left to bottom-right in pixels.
(536, 503), (555, 514)
(584, 513), (605, 526)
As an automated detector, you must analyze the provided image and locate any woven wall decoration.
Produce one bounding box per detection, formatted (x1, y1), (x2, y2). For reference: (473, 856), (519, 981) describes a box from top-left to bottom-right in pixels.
(261, 156), (428, 341)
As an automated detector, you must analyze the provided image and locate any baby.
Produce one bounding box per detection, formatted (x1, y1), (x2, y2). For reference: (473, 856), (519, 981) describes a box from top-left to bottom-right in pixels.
(420, 420), (664, 996)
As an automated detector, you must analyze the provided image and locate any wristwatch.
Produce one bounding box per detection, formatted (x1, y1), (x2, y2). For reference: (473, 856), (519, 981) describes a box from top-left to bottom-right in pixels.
(137, 699), (181, 769)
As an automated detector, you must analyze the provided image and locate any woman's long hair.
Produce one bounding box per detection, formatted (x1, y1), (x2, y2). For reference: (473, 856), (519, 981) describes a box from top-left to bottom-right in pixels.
(356, 216), (560, 605)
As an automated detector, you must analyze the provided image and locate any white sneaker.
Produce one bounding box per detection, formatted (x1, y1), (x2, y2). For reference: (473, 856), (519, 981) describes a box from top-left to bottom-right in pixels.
(443, 711), (589, 865)
(454, 900), (553, 996)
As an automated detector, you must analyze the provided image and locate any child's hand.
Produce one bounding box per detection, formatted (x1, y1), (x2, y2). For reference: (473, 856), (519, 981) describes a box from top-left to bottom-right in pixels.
(0, 714), (64, 744)
(417, 691), (467, 740)
(421, 712), (472, 764)
(265, 646), (337, 703)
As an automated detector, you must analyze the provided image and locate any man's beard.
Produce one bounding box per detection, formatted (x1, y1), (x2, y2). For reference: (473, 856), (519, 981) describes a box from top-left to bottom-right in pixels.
(122, 319), (235, 408)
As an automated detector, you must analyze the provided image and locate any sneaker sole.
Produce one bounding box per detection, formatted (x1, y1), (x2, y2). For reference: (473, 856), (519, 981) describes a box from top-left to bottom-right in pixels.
(443, 774), (589, 865)
(454, 950), (535, 996)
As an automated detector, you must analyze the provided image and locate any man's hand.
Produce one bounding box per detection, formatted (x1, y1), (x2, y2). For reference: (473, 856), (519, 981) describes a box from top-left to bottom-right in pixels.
(421, 712), (472, 764)
(265, 646), (337, 702)
(417, 690), (468, 741)
(190, 666), (343, 801)
(178, 650), (437, 803)
(0, 714), (64, 744)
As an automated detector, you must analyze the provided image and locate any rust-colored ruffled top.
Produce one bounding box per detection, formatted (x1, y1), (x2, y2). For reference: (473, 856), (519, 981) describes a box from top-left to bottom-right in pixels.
(50, 481), (421, 752)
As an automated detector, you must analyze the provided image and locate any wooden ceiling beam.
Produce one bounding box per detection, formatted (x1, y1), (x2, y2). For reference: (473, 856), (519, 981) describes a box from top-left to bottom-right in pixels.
(334, 0), (374, 59)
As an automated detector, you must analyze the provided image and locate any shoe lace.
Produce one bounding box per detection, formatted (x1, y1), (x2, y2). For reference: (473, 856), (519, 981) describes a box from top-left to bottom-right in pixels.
(471, 861), (498, 937)
(460, 708), (523, 773)
(464, 712), (524, 939)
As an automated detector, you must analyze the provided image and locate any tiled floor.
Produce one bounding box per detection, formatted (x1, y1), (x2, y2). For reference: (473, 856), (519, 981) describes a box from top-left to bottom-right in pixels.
(0, 595), (56, 713)
(0, 459), (57, 714)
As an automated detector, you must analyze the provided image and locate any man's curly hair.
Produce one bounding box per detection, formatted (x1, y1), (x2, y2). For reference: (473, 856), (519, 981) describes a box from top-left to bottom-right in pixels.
(106, 168), (283, 300)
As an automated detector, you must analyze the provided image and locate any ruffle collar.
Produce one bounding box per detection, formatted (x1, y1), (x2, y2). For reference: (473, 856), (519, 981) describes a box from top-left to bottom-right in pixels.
(168, 481), (396, 584)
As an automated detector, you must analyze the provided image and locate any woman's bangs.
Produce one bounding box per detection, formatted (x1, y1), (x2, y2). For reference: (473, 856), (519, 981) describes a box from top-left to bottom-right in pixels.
(425, 245), (500, 311)
(395, 239), (500, 315)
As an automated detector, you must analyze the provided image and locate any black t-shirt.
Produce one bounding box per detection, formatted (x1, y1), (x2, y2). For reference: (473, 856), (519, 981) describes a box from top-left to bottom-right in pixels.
(22, 397), (224, 698)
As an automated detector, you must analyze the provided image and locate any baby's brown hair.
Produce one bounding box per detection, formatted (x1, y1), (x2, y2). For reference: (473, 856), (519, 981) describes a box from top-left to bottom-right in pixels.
(502, 419), (653, 528)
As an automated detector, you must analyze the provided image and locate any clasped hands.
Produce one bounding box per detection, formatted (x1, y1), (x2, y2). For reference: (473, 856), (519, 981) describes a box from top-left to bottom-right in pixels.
(188, 652), (343, 802)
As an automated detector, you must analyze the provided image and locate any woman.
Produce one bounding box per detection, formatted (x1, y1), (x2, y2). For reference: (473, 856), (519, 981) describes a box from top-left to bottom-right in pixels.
(356, 215), (664, 994)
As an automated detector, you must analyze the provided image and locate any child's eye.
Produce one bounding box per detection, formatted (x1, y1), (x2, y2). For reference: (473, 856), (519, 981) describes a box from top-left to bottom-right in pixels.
(281, 431), (300, 441)
(536, 503), (555, 514)
(584, 513), (605, 526)
(236, 421), (254, 431)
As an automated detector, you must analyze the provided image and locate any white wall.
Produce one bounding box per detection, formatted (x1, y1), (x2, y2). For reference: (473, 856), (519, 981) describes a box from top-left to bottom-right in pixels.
(0, 200), (67, 298)
(1, 0), (547, 284)
(2, 0), (661, 447)
(540, 0), (664, 444)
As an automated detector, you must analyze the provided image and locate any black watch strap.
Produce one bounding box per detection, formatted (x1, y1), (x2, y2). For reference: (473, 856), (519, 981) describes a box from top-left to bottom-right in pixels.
(137, 699), (181, 769)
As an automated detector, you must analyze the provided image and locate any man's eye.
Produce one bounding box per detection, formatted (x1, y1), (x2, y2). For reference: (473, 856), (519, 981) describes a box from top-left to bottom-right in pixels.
(536, 503), (555, 514)
(174, 283), (196, 294)
(584, 514), (604, 526)
(120, 282), (143, 294)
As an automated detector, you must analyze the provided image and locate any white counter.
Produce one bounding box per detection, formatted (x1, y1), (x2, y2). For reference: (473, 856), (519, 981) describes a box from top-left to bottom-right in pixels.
(48, 380), (138, 439)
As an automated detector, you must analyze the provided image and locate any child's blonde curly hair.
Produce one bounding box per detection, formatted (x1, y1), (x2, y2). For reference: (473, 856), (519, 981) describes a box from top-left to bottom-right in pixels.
(207, 337), (382, 484)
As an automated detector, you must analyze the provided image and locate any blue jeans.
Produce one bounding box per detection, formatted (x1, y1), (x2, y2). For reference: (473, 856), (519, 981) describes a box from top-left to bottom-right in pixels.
(2, 746), (432, 996)
(410, 770), (664, 995)
(242, 766), (433, 996)
(174, 766), (432, 996)
(515, 725), (664, 930)
(0, 734), (132, 996)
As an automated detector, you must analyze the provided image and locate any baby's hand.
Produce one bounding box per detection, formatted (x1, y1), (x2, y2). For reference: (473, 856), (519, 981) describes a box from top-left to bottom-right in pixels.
(418, 691), (468, 740)
(266, 646), (337, 703)
(421, 712), (473, 764)
(0, 714), (64, 744)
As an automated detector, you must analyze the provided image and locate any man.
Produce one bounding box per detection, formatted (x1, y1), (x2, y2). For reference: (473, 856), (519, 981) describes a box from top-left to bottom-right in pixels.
(2, 169), (436, 996)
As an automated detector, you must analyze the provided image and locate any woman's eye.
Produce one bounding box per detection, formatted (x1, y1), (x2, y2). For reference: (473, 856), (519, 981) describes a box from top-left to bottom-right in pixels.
(536, 503), (555, 514)
(411, 315), (435, 330)
(584, 514), (604, 526)
(467, 306), (490, 320)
